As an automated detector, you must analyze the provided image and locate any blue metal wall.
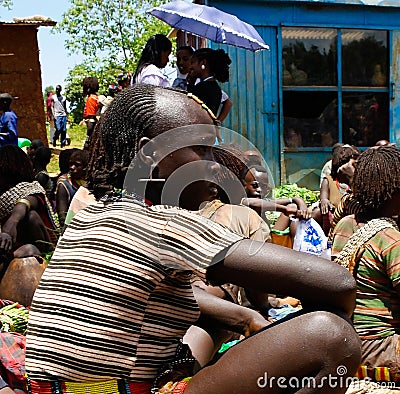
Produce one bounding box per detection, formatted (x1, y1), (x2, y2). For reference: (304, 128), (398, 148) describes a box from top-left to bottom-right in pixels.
(207, 0), (400, 190)
(211, 27), (280, 187)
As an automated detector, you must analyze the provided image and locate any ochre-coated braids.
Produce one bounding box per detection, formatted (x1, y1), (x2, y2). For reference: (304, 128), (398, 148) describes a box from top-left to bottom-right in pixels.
(352, 145), (400, 214)
(86, 85), (218, 199)
(86, 85), (158, 198)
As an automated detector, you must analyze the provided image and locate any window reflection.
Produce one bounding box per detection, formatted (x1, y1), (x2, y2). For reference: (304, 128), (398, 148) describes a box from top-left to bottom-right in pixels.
(342, 30), (387, 87)
(282, 27), (337, 86)
(342, 93), (388, 147)
(283, 91), (338, 148)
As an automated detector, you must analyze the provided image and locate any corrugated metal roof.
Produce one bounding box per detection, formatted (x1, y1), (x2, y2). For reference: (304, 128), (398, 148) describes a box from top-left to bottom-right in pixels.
(265, 0), (399, 7)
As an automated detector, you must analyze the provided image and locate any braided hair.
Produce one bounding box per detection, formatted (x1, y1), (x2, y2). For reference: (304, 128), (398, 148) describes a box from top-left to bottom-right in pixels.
(86, 85), (158, 198)
(352, 145), (400, 216)
(213, 144), (248, 203)
(86, 84), (216, 199)
(192, 48), (231, 82)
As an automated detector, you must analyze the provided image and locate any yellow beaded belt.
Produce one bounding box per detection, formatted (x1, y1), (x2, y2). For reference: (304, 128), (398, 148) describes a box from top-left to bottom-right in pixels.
(27, 378), (152, 394)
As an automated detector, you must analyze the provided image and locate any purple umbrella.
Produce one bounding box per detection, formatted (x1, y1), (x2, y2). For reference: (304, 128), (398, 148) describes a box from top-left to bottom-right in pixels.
(147, 0), (269, 52)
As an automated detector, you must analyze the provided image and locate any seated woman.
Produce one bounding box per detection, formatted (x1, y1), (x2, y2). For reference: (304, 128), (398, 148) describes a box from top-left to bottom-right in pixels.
(33, 146), (53, 198)
(0, 145), (59, 261)
(55, 149), (89, 229)
(332, 145), (400, 385)
(24, 85), (360, 394)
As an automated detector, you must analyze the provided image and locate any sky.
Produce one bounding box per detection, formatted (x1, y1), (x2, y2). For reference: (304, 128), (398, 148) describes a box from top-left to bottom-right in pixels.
(2, 0), (83, 90)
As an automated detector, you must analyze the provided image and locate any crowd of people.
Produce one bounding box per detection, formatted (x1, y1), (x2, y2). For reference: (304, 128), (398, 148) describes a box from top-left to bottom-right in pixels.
(0, 32), (399, 394)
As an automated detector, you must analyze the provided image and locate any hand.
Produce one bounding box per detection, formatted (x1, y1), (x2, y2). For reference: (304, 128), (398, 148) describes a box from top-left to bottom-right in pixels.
(186, 71), (197, 86)
(243, 311), (270, 337)
(320, 198), (334, 215)
(283, 205), (297, 217)
(296, 208), (311, 220)
(0, 233), (12, 252)
(1, 220), (18, 244)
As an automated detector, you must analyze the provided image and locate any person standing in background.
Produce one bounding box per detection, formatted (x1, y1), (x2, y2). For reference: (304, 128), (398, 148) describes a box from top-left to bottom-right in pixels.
(82, 77), (99, 150)
(188, 48), (231, 118)
(46, 91), (55, 143)
(172, 45), (194, 90)
(51, 85), (68, 148)
(133, 34), (172, 87)
(0, 93), (18, 148)
(116, 71), (131, 92)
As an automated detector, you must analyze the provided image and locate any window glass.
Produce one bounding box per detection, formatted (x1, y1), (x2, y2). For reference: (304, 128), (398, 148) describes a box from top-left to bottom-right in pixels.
(282, 27), (337, 86)
(283, 91), (338, 148)
(342, 93), (388, 147)
(342, 30), (388, 87)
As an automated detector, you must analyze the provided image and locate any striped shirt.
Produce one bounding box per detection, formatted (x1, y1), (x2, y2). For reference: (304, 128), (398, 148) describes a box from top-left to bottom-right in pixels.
(332, 215), (400, 339)
(328, 193), (362, 241)
(25, 199), (243, 381)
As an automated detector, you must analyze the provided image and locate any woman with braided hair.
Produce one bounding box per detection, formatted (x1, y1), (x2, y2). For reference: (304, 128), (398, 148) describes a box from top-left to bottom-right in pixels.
(332, 145), (400, 385)
(23, 84), (360, 394)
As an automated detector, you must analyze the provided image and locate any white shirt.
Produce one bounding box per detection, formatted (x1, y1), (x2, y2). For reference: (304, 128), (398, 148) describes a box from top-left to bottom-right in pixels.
(135, 64), (170, 88)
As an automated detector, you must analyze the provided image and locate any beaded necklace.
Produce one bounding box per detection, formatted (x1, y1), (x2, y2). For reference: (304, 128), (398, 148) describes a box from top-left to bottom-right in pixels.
(100, 189), (150, 206)
(186, 92), (218, 123)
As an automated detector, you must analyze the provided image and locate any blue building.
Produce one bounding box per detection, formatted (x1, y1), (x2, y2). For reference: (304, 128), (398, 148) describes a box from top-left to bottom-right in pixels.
(203, 0), (400, 190)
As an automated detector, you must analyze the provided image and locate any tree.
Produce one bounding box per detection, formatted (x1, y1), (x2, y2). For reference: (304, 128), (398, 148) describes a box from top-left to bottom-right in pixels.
(57, 0), (171, 72)
(0, 1), (13, 9)
(58, 0), (172, 123)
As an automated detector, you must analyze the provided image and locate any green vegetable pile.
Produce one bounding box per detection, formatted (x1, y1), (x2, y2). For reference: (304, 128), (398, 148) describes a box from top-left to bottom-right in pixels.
(265, 184), (320, 226)
(272, 183), (320, 206)
(0, 302), (29, 335)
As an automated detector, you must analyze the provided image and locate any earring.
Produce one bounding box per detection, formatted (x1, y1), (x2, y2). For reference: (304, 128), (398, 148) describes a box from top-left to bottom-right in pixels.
(201, 64), (205, 70)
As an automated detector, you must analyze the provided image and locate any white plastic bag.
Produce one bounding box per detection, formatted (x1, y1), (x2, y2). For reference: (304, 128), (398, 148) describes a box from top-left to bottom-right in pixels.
(293, 218), (329, 258)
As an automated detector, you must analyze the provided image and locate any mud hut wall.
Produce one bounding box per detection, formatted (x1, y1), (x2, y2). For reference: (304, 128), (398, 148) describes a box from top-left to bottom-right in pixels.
(0, 24), (47, 144)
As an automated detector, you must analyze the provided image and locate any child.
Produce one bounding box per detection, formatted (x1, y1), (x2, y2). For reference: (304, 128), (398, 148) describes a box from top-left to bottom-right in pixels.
(172, 46), (194, 90)
(33, 146), (52, 197)
(82, 77), (99, 150)
(55, 149), (89, 229)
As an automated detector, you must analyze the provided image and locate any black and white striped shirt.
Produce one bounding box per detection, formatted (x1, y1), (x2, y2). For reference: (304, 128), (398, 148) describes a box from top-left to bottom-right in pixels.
(25, 199), (243, 381)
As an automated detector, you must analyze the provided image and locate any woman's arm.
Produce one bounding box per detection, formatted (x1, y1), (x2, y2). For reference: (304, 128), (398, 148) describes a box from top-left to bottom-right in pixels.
(207, 239), (356, 317)
(192, 285), (269, 337)
(320, 177), (333, 215)
(242, 197), (310, 219)
(55, 183), (70, 229)
(1, 195), (40, 243)
(217, 98), (232, 123)
(36, 172), (50, 190)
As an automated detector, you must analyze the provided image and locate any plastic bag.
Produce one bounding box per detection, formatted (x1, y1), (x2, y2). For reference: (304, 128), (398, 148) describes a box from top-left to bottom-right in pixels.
(293, 218), (329, 258)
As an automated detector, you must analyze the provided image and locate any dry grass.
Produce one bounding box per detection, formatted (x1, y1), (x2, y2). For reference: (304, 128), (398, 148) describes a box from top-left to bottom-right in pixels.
(47, 124), (87, 175)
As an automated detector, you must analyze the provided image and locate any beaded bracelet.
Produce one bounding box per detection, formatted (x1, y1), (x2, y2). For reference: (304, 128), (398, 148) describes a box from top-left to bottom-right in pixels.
(16, 197), (31, 211)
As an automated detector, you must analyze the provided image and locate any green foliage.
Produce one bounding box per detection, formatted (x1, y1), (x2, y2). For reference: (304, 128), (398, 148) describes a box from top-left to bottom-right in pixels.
(0, 0), (12, 9)
(273, 183), (320, 206)
(58, 0), (173, 123)
(43, 85), (55, 104)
